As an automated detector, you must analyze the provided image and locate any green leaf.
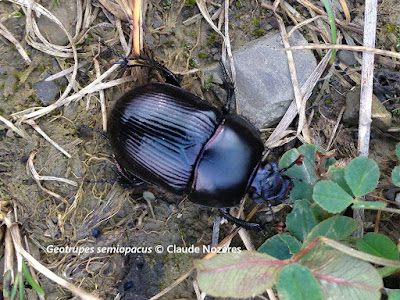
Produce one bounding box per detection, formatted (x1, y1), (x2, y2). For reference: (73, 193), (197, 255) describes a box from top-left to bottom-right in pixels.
(392, 166), (400, 187)
(396, 143), (400, 160)
(313, 180), (353, 213)
(352, 201), (387, 210)
(277, 264), (322, 300)
(357, 233), (399, 260)
(258, 234), (302, 259)
(378, 266), (400, 278)
(302, 248), (383, 300)
(195, 251), (284, 298)
(345, 157), (379, 197)
(388, 289), (400, 300)
(22, 261), (45, 295)
(310, 203), (334, 223)
(286, 200), (318, 241)
(304, 215), (358, 244)
(328, 165), (353, 195)
(279, 144), (323, 201)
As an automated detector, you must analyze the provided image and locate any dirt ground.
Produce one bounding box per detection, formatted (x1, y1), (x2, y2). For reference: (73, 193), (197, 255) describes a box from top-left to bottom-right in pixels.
(0, 0), (400, 299)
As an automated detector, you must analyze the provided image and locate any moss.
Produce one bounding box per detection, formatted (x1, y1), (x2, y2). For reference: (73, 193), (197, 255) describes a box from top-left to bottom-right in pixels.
(206, 32), (216, 45)
(386, 24), (397, 33)
(163, 0), (172, 10)
(252, 17), (260, 25)
(204, 74), (213, 91)
(12, 10), (23, 18)
(254, 27), (264, 37)
(189, 57), (198, 68)
(37, 65), (46, 73)
(198, 52), (209, 59)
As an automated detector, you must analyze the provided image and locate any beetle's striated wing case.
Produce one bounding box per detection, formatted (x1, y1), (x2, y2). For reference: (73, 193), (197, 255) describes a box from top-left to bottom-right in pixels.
(108, 83), (223, 193)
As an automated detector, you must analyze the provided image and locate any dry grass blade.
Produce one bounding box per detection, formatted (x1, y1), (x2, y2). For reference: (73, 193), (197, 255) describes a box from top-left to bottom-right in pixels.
(338, 0), (351, 24)
(24, 120), (71, 158)
(27, 152), (78, 187)
(0, 21), (31, 64)
(94, 58), (108, 131)
(326, 106), (345, 151)
(272, 2), (309, 143)
(27, 152), (74, 203)
(4, 229), (14, 282)
(45, 61), (88, 82)
(266, 50), (332, 148)
(196, 0), (237, 96)
(0, 115), (27, 138)
(98, 0), (131, 22)
(14, 64), (127, 120)
(3, 216), (101, 300)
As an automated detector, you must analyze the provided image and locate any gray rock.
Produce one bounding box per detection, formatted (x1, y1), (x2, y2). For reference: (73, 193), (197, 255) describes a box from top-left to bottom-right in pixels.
(205, 30), (317, 128)
(34, 73), (60, 103)
(36, 1), (77, 46)
(338, 50), (357, 66)
(343, 87), (392, 131)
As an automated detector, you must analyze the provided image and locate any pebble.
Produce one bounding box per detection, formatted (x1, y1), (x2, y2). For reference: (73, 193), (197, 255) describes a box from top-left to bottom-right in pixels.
(205, 29), (317, 128)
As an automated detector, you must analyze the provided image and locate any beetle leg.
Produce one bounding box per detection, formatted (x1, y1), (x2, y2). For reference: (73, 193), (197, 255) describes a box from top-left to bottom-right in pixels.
(219, 208), (263, 231)
(101, 41), (182, 86)
(125, 57), (182, 87)
(218, 61), (236, 114)
(112, 164), (145, 189)
(78, 125), (109, 140)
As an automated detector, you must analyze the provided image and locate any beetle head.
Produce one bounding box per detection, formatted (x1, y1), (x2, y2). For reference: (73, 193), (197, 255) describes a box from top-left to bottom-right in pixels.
(248, 155), (303, 205)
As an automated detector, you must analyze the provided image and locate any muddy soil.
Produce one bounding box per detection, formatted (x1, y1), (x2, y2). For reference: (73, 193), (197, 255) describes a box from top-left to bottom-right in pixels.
(0, 0), (400, 299)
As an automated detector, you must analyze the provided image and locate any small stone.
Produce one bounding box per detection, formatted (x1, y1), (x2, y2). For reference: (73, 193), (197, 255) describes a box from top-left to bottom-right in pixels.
(33, 73), (60, 103)
(152, 20), (162, 28)
(205, 29), (317, 128)
(144, 34), (155, 46)
(343, 88), (392, 131)
(36, 1), (77, 46)
(3, 75), (16, 97)
(338, 50), (357, 66)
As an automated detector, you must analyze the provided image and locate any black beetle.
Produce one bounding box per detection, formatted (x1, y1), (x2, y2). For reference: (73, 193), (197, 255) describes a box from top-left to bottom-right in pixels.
(108, 56), (302, 230)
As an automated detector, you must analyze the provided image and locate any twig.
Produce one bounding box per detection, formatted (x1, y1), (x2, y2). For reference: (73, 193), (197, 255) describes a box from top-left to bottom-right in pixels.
(132, 0), (141, 55)
(285, 44), (400, 60)
(354, 0), (378, 238)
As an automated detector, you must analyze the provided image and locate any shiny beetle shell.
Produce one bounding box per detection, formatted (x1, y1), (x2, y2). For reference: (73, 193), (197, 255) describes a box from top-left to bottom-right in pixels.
(108, 82), (264, 208)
